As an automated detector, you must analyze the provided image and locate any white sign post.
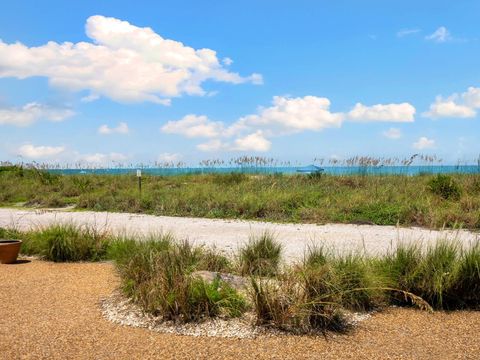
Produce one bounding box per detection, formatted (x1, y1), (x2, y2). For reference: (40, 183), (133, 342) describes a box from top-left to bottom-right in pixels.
(136, 169), (142, 195)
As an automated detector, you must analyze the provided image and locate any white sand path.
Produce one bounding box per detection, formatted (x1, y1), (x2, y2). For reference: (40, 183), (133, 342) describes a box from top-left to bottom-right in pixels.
(0, 208), (478, 262)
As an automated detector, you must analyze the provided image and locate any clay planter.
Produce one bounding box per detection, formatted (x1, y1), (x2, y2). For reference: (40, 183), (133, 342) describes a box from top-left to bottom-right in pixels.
(0, 240), (22, 264)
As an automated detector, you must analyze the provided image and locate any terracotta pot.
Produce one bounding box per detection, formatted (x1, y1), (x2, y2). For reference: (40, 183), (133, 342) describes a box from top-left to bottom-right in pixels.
(0, 240), (22, 264)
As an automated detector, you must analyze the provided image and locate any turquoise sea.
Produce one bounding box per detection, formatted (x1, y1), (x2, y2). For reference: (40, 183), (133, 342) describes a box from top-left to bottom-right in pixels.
(49, 165), (480, 176)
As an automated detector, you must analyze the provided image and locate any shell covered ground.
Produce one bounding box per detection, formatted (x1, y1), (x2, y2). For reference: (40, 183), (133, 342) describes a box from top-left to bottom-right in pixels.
(1, 260), (480, 359)
(1, 208), (478, 262)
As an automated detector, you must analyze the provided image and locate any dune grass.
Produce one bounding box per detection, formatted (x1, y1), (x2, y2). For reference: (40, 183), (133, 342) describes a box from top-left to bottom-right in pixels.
(2, 223), (479, 331)
(1, 166), (480, 229)
(109, 235), (246, 320)
(239, 232), (282, 276)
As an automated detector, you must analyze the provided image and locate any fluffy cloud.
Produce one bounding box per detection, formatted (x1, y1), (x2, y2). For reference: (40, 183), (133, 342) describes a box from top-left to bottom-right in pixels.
(161, 115), (224, 138)
(413, 137), (435, 150)
(424, 87), (480, 119)
(234, 96), (344, 135)
(166, 96), (418, 152)
(195, 132), (271, 152)
(424, 96), (476, 118)
(79, 152), (128, 164)
(0, 102), (74, 126)
(0, 15), (261, 104)
(165, 96), (344, 152)
(463, 87), (480, 108)
(232, 131), (271, 152)
(425, 26), (451, 43)
(383, 127), (402, 139)
(17, 144), (65, 159)
(348, 103), (415, 122)
(98, 122), (129, 135)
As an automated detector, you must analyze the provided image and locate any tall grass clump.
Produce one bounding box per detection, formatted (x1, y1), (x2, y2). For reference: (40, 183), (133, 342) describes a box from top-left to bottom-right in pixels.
(375, 242), (423, 305)
(379, 239), (480, 310)
(109, 236), (246, 322)
(250, 272), (346, 334)
(415, 240), (459, 309)
(21, 223), (109, 262)
(427, 174), (462, 200)
(0, 227), (22, 240)
(239, 232), (282, 276)
(449, 240), (480, 308)
(332, 254), (386, 311)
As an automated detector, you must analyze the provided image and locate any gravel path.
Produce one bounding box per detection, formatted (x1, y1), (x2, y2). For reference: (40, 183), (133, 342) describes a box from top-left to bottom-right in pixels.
(1, 260), (480, 359)
(1, 208), (478, 262)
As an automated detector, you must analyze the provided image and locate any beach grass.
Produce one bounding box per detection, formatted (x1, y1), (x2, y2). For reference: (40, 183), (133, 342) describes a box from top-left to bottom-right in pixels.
(1, 166), (480, 229)
(3, 224), (479, 331)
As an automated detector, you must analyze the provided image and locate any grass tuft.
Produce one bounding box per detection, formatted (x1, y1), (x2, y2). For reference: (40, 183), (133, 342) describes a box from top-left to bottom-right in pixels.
(239, 231), (282, 276)
(109, 236), (247, 322)
(21, 223), (109, 262)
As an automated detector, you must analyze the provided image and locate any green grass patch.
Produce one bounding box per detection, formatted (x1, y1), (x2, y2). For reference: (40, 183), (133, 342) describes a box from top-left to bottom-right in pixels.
(1, 167), (479, 229)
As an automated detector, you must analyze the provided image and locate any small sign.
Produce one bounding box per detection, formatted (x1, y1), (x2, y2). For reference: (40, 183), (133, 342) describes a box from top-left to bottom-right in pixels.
(136, 170), (142, 177)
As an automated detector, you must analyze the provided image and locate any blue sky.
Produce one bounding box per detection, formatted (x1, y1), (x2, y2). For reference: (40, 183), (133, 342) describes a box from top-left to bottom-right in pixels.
(0, 0), (479, 166)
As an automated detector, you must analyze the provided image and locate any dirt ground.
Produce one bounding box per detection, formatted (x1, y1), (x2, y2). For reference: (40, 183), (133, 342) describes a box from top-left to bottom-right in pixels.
(1, 259), (479, 360)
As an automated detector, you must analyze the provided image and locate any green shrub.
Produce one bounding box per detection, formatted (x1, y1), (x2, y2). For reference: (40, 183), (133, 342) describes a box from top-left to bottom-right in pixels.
(239, 232), (282, 276)
(428, 175), (462, 200)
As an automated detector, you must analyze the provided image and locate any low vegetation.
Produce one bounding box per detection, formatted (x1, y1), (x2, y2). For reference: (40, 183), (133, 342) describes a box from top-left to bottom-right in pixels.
(111, 235), (246, 321)
(1, 166), (480, 229)
(3, 224), (479, 333)
(239, 232), (282, 276)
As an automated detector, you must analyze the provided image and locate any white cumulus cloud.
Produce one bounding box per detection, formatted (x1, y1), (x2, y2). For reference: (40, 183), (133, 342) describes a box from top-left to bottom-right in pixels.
(232, 131), (271, 152)
(348, 103), (415, 122)
(0, 102), (74, 126)
(234, 96), (344, 136)
(0, 15), (261, 104)
(17, 144), (65, 159)
(463, 87), (480, 108)
(161, 115), (224, 138)
(425, 26), (451, 43)
(98, 122), (129, 135)
(413, 137), (435, 150)
(424, 96), (476, 118)
(383, 127), (402, 139)
(166, 95), (418, 153)
(424, 87), (480, 119)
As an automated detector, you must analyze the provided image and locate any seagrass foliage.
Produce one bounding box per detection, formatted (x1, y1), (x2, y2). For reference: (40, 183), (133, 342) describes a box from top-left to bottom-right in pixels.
(2, 224), (479, 331)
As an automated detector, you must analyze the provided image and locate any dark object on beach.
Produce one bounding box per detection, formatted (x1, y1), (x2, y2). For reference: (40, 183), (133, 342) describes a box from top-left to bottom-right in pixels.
(0, 240), (22, 264)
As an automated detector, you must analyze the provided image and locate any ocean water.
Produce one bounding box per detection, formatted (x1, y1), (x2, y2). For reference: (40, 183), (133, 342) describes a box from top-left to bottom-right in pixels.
(49, 165), (480, 176)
